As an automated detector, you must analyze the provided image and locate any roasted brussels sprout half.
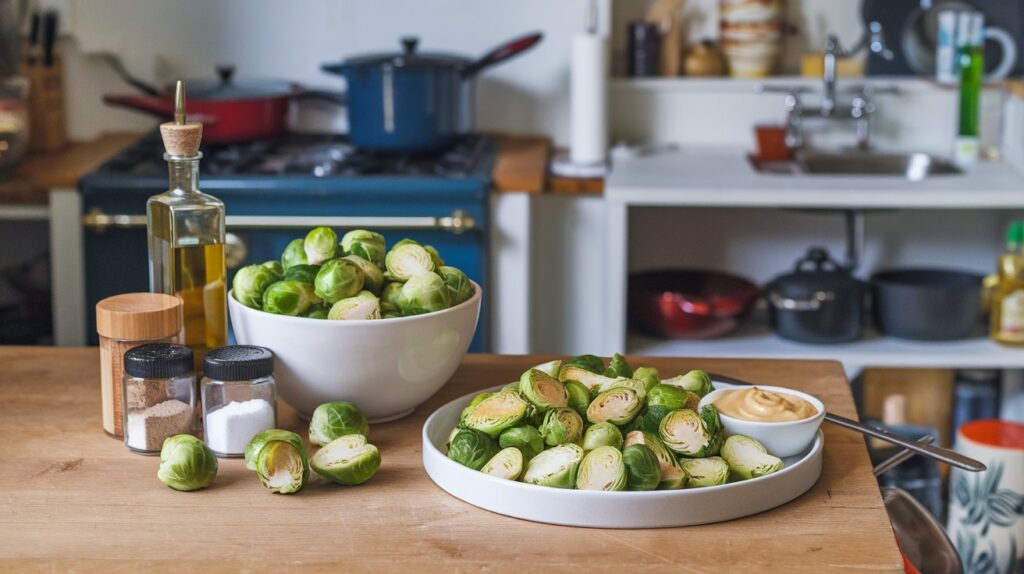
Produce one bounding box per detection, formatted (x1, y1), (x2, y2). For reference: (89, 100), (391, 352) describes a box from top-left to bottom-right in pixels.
(607, 378), (648, 402)
(623, 430), (687, 490)
(397, 272), (451, 315)
(340, 229), (386, 267)
(309, 401), (370, 446)
(539, 407), (584, 446)
(531, 359), (562, 378)
(518, 368), (569, 413)
(622, 443), (662, 491)
(604, 353), (633, 378)
(262, 280), (319, 316)
(480, 447), (524, 481)
(461, 390), (531, 438)
(280, 238), (308, 270)
(447, 428), (499, 471)
(632, 366), (661, 393)
(310, 434), (381, 486)
(680, 456), (731, 488)
(565, 354), (605, 374)
(343, 255), (384, 295)
(460, 392), (495, 424)
(576, 446), (627, 491)
(662, 369), (714, 398)
(261, 260), (284, 277)
(314, 258), (365, 304)
(157, 435), (218, 491)
(582, 421), (623, 451)
(659, 408), (719, 458)
(522, 443), (584, 489)
(640, 384), (701, 434)
(564, 379), (591, 419)
(385, 243), (435, 282)
(498, 425), (545, 461)
(558, 365), (619, 395)
(303, 304), (329, 319)
(244, 429), (310, 494)
(304, 226), (338, 265)
(232, 263), (280, 309)
(379, 281), (403, 314)
(721, 435), (784, 480)
(283, 263), (320, 285)
(327, 290), (381, 320)
(586, 387), (643, 426)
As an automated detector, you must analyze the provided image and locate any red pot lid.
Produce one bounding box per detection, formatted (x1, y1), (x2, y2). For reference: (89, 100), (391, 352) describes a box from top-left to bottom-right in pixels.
(960, 419), (1024, 449)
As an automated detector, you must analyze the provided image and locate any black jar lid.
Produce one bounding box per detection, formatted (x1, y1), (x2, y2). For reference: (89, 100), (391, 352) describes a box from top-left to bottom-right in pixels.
(203, 345), (274, 380)
(124, 343), (194, 379)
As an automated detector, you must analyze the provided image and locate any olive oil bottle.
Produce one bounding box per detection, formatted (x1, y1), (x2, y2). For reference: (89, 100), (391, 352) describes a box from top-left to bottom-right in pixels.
(991, 221), (1024, 345)
(148, 81), (227, 368)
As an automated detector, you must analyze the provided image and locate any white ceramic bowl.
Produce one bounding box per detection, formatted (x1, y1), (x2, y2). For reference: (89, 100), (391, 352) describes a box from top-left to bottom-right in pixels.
(227, 281), (481, 422)
(699, 384), (825, 458)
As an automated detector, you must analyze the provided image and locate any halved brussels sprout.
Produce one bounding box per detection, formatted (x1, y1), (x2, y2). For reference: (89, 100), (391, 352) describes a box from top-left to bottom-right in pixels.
(309, 401), (370, 446)
(680, 456), (731, 488)
(640, 384), (701, 434)
(632, 366), (661, 393)
(558, 365), (619, 395)
(314, 258), (365, 304)
(244, 429), (310, 494)
(283, 263), (320, 284)
(379, 281), (403, 314)
(582, 421), (623, 451)
(460, 392), (494, 424)
(261, 260), (284, 277)
(662, 369), (714, 398)
(310, 434), (381, 486)
(424, 244), (446, 268)
(304, 226), (338, 265)
(340, 229), (386, 267)
(565, 354), (605, 374)
(604, 353), (633, 378)
(343, 255), (384, 295)
(280, 238), (308, 270)
(607, 378), (648, 403)
(522, 443), (584, 489)
(385, 243), (435, 282)
(519, 369), (569, 413)
(564, 380), (591, 419)
(397, 272), (451, 315)
(262, 280), (319, 316)
(498, 425), (545, 461)
(586, 387), (643, 426)
(539, 407), (584, 446)
(576, 446), (627, 491)
(462, 390), (531, 438)
(622, 443), (662, 491)
(327, 290), (381, 320)
(623, 430), (687, 490)
(303, 304), (329, 319)
(659, 408), (717, 458)
(531, 359), (562, 379)
(480, 447), (524, 481)
(232, 264), (280, 309)
(720, 434), (784, 480)
(447, 428), (499, 471)
(157, 435), (218, 491)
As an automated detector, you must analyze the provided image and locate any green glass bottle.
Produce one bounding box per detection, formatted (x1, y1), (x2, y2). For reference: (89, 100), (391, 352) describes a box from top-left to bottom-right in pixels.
(954, 13), (984, 168)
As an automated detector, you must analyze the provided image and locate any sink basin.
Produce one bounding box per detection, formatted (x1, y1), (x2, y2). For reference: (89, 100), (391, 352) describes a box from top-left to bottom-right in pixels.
(797, 151), (962, 180)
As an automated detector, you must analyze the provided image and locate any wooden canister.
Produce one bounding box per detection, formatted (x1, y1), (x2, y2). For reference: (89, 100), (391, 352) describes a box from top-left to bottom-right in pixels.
(96, 293), (183, 438)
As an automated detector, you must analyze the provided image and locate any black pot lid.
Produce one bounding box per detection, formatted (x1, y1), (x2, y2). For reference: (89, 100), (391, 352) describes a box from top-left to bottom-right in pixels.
(769, 247), (861, 294)
(182, 66), (295, 101)
(341, 37), (472, 70)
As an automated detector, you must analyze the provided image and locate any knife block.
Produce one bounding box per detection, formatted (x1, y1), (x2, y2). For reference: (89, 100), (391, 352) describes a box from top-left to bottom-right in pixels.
(20, 54), (66, 152)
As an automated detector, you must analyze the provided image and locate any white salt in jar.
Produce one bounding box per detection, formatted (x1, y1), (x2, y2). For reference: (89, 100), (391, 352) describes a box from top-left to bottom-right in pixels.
(201, 346), (277, 457)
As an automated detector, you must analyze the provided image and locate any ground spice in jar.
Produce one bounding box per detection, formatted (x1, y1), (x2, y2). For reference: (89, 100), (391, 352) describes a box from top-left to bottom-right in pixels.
(122, 343), (196, 455)
(126, 399), (193, 452)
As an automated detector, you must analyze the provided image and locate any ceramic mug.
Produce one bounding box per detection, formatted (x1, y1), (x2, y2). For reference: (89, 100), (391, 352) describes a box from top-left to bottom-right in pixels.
(947, 420), (1024, 574)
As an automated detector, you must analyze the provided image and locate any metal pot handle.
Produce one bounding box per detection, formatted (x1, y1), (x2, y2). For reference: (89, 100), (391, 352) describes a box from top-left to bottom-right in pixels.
(767, 290), (835, 311)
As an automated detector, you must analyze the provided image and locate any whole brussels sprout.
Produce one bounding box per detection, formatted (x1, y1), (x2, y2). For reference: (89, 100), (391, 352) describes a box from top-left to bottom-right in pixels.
(480, 447), (524, 481)
(304, 226), (338, 265)
(385, 243), (435, 282)
(328, 291), (381, 320)
(564, 379), (591, 419)
(315, 258), (365, 304)
(397, 272), (451, 315)
(244, 429), (309, 494)
(262, 280), (319, 316)
(498, 425), (545, 461)
(632, 366), (661, 393)
(261, 260), (284, 277)
(518, 369), (569, 413)
(437, 266), (474, 305)
(640, 384), (701, 434)
(280, 238), (308, 270)
(565, 354), (605, 374)
(424, 244), (446, 268)
(309, 401), (370, 446)
(461, 390), (531, 438)
(522, 443), (584, 489)
(662, 369), (714, 398)
(586, 387), (643, 426)
(310, 434), (381, 486)
(232, 264), (279, 309)
(447, 428), (499, 471)
(283, 263), (320, 285)
(576, 446), (627, 491)
(680, 456), (731, 488)
(558, 365), (618, 395)
(340, 229), (387, 267)
(303, 304), (329, 319)
(623, 430), (687, 490)
(659, 408), (719, 458)
(622, 443), (662, 491)
(539, 407), (584, 446)
(157, 435), (218, 491)
(721, 435), (783, 480)
(379, 282), (403, 314)
(342, 255), (384, 295)
(604, 353), (633, 378)
(582, 421), (623, 451)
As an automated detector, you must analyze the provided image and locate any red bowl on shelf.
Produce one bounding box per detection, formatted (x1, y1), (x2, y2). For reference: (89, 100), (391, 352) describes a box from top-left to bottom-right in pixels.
(628, 269), (760, 339)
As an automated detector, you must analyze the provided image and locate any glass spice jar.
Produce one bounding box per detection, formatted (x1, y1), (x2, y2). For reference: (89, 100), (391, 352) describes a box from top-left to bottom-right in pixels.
(201, 346), (277, 457)
(122, 343), (195, 455)
(96, 293), (183, 438)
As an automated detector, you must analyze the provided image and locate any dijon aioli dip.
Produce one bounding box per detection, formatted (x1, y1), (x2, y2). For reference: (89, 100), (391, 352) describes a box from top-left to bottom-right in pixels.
(713, 387), (817, 422)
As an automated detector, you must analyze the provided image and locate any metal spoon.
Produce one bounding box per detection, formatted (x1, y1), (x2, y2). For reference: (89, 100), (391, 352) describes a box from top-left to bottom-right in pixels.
(708, 373), (986, 472)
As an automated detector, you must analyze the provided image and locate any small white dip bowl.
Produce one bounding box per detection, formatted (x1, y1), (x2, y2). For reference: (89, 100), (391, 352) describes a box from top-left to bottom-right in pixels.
(699, 384), (826, 458)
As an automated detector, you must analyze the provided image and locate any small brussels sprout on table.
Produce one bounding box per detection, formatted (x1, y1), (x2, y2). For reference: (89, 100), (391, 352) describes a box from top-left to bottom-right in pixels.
(157, 435), (218, 491)
(232, 263), (281, 309)
(721, 435), (784, 480)
(340, 229), (387, 266)
(244, 429), (310, 494)
(518, 369), (569, 413)
(328, 291), (381, 320)
(480, 447), (524, 481)
(304, 226), (338, 265)
(397, 272), (451, 315)
(539, 407), (584, 447)
(262, 280), (320, 316)
(622, 443), (662, 491)
(310, 434), (381, 486)
(309, 401), (370, 446)
(461, 390), (532, 438)
(680, 456), (731, 488)
(522, 443), (584, 489)
(315, 258), (365, 304)
(498, 425), (545, 461)
(448, 428), (500, 471)
(582, 421), (623, 452)
(576, 446), (627, 491)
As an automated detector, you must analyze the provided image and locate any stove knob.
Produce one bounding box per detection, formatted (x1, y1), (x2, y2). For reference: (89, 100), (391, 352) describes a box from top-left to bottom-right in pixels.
(225, 233), (247, 270)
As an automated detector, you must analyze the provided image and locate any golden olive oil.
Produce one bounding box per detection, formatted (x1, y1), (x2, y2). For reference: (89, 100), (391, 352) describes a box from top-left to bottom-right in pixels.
(991, 221), (1024, 345)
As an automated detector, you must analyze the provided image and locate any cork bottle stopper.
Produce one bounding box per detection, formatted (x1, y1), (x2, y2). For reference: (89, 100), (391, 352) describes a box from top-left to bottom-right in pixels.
(96, 292), (183, 341)
(160, 80), (203, 156)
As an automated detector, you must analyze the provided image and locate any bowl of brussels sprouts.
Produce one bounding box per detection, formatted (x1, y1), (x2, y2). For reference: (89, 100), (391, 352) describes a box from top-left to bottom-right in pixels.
(228, 227), (481, 422)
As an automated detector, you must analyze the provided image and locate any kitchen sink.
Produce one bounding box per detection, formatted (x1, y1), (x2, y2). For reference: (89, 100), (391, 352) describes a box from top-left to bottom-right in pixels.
(752, 151), (963, 181)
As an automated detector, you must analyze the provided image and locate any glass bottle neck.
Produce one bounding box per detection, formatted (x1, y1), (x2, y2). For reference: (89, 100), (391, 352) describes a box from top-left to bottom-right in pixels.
(166, 156), (201, 194)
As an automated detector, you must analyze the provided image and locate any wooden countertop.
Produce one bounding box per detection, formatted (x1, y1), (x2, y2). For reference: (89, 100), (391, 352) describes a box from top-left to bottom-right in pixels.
(0, 348), (903, 573)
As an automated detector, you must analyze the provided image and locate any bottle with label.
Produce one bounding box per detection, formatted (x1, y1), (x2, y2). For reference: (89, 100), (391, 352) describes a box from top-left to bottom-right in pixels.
(953, 12), (984, 169)
(991, 221), (1024, 345)
(147, 81), (227, 369)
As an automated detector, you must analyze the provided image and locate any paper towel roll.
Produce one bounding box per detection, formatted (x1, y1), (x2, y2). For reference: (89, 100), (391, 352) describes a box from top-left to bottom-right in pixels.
(570, 33), (607, 166)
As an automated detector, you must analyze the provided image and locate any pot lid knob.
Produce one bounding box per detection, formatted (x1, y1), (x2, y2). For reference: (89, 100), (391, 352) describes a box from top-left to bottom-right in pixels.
(796, 247), (840, 273)
(401, 36), (419, 55)
(216, 64), (236, 86)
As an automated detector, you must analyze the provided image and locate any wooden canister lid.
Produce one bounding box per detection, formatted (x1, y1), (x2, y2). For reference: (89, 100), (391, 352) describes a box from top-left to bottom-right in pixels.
(96, 293), (183, 341)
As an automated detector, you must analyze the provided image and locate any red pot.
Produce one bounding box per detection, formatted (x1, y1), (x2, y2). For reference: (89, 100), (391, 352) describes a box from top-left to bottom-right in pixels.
(628, 269), (760, 339)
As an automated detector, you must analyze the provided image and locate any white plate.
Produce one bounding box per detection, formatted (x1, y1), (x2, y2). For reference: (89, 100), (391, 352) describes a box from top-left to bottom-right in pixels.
(422, 383), (824, 528)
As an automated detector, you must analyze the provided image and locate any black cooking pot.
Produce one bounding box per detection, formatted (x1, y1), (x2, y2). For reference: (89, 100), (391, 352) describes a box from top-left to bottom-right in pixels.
(871, 268), (984, 341)
(322, 32), (542, 153)
(766, 248), (865, 344)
